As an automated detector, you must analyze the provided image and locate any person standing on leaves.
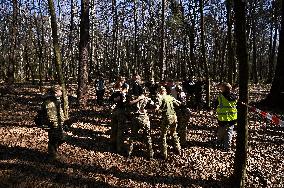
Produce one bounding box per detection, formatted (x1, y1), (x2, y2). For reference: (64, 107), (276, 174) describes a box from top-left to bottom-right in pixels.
(145, 77), (159, 101)
(157, 86), (181, 160)
(109, 83), (129, 152)
(43, 86), (66, 160)
(127, 94), (154, 160)
(194, 77), (203, 109)
(182, 77), (195, 107)
(129, 74), (143, 97)
(175, 85), (190, 147)
(95, 74), (105, 106)
(165, 80), (177, 99)
(215, 82), (238, 151)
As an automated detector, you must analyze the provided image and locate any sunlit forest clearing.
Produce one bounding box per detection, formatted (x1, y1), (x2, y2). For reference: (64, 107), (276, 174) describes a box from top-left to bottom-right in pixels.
(0, 0), (283, 187)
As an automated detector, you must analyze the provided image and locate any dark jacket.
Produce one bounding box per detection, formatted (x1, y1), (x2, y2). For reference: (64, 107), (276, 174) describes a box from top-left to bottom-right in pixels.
(109, 91), (128, 109)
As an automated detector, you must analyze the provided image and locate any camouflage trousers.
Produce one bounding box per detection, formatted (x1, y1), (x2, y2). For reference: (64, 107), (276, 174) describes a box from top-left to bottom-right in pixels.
(160, 114), (181, 159)
(110, 109), (127, 152)
(176, 110), (190, 146)
(48, 127), (65, 159)
(128, 114), (154, 159)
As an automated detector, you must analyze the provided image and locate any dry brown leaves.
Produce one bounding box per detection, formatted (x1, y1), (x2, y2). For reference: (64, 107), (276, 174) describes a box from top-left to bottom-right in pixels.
(0, 83), (283, 187)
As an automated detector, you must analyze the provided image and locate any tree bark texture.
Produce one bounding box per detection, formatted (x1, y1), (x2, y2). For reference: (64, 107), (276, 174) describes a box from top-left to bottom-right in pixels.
(7, 0), (18, 84)
(48, 0), (69, 118)
(226, 0), (235, 85)
(265, 0), (284, 109)
(233, 0), (249, 187)
(77, 0), (90, 108)
(199, 0), (211, 108)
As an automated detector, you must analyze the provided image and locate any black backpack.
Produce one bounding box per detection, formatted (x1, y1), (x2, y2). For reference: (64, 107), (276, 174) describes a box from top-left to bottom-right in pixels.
(34, 102), (50, 129)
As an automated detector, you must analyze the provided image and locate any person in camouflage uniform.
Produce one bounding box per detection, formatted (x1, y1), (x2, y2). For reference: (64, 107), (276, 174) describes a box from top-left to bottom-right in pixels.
(109, 83), (129, 152)
(175, 85), (190, 147)
(157, 86), (181, 160)
(43, 86), (66, 160)
(127, 95), (154, 159)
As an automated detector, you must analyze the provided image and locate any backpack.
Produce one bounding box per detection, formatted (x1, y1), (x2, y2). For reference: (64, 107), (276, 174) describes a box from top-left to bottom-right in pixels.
(34, 102), (50, 129)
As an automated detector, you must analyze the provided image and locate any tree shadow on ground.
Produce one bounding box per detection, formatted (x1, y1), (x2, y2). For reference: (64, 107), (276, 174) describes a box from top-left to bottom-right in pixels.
(65, 134), (113, 153)
(67, 109), (111, 126)
(0, 162), (114, 188)
(0, 121), (38, 129)
(0, 145), (48, 162)
(0, 145), (114, 187)
(67, 126), (108, 138)
(65, 126), (149, 156)
(56, 160), (230, 188)
(0, 145), (230, 187)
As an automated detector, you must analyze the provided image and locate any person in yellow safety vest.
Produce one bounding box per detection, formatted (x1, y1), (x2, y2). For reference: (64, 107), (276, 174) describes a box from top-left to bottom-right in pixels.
(215, 82), (238, 151)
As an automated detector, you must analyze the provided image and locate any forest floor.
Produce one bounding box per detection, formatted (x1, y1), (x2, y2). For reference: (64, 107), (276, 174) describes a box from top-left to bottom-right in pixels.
(0, 83), (283, 188)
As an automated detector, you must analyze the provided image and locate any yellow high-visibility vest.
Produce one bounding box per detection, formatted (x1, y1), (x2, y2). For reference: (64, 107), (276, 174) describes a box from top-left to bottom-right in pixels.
(216, 94), (237, 121)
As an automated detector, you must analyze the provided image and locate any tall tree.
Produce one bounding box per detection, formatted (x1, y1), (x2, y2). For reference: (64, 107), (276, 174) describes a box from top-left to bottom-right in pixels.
(133, 0), (138, 72)
(159, 0), (166, 80)
(111, 0), (118, 79)
(77, 0), (90, 108)
(226, 0), (235, 85)
(188, 0), (197, 77)
(68, 0), (76, 82)
(7, 0), (18, 84)
(199, 0), (210, 108)
(47, 0), (69, 118)
(251, 0), (258, 84)
(34, 0), (44, 92)
(263, 0), (284, 109)
(267, 0), (280, 83)
(233, 0), (249, 187)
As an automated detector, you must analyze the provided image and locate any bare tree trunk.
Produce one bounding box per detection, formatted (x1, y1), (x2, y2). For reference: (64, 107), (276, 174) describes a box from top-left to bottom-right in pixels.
(159, 0), (166, 80)
(180, 0), (188, 79)
(263, 1), (284, 109)
(47, 0), (69, 118)
(34, 0), (44, 91)
(251, 2), (258, 84)
(77, 0), (90, 108)
(199, 0), (210, 108)
(226, 0), (235, 85)
(189, 24), (196, 77)
(267, 1), (278, 83)
(233, 0), (249, 187)
(111, 0), (118, 79)
(89, 0), (96, 82)
(68, 0), (76, 84)
(133, 0), (138, 72)
(7, 0), (18, 84)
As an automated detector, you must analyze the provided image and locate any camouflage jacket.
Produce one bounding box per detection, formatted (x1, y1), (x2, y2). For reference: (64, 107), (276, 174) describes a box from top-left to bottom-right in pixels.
(158, 94), (180, 116)
(43, 96), (65, 129)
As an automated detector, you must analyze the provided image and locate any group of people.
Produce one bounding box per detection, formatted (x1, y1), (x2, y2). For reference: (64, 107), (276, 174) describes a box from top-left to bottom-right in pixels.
(38, 74), (238, 161)
(108, 74), (190, 160)
(107, 74), (237, 159)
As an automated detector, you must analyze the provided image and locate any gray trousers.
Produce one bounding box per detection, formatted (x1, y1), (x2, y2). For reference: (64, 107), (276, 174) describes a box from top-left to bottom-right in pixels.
(217, 124), (234, 149)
